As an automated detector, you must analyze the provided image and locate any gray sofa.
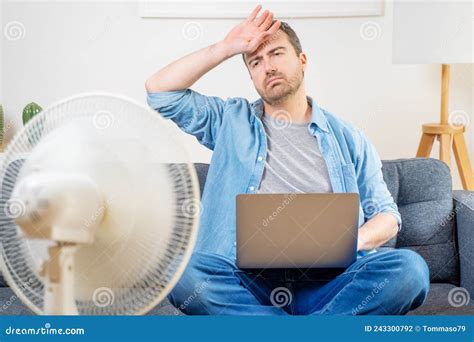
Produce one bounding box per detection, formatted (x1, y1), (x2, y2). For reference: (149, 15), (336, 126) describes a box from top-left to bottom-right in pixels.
(1, 158), (473, 315)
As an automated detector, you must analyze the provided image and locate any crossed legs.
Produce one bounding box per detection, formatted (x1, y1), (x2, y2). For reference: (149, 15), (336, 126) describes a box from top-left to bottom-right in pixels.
(168, 249), (430, 315)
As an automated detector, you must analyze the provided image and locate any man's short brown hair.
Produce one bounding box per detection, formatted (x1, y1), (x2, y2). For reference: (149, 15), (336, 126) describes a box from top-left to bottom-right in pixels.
(242, 20), (303, 65)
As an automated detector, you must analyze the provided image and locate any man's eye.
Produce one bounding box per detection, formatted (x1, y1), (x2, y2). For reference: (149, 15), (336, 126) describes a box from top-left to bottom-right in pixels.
(252, 61), (259, 67)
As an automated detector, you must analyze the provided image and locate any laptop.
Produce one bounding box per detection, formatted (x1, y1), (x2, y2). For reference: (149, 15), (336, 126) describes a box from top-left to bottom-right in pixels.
(236, 193), (359, 269)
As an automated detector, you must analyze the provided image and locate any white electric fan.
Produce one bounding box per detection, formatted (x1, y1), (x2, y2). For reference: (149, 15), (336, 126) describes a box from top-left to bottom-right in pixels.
(0, 93), (201, 315)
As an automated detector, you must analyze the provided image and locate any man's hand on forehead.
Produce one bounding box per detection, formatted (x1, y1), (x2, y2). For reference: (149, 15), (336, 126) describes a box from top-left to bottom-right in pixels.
(221, 4), (281, 59)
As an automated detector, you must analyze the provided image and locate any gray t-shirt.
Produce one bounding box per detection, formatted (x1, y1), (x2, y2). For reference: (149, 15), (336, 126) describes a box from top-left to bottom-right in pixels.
(257, 113), (333, 193)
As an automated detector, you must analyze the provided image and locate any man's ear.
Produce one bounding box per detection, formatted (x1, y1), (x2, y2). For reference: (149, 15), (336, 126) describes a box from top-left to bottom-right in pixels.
(300, 52), (308, 72)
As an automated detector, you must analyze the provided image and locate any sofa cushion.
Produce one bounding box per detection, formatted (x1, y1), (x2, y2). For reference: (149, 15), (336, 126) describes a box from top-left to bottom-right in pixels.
(407, 283), (474, 315)
(381, 158), (459, 284)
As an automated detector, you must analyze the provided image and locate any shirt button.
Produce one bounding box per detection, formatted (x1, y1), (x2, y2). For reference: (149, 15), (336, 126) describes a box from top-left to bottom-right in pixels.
(249, 186), (255, 191)
(233, 241), (236, 247)
(257, 156), (263, 161)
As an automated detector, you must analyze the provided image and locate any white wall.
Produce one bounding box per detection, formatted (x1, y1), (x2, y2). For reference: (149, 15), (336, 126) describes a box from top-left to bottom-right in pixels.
(1, 1), (472, 189)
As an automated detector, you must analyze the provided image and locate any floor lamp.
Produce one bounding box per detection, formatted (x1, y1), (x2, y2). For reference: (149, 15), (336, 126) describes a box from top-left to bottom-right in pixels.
(392, 1), (473, 190)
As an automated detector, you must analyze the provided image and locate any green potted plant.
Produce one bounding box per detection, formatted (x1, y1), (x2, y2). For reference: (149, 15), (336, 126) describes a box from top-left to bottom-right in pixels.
(22, 102), (43, 146)
(22, 102), (42, 125)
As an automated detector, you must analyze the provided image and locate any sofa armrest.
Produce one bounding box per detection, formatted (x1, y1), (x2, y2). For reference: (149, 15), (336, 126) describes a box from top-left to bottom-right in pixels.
(453, 190), (474, 294)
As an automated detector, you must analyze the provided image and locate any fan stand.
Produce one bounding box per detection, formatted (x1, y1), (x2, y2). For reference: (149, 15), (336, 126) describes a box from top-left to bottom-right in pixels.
(10, 172), (106, 315)
(40, 243), (79, 315)
(416, 64), (474, 190)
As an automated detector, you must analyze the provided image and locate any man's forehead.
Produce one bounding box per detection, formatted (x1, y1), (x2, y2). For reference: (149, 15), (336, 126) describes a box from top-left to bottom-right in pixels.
(245, 32), (288, 60)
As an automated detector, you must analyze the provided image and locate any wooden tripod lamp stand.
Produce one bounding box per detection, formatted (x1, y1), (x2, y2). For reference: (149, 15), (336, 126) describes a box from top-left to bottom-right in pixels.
(416, 65), (473, 190)
(393, 1), (473, 190)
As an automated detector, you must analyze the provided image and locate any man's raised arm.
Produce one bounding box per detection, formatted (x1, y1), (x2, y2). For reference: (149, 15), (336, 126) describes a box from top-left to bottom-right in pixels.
(145, 4), (281, 92)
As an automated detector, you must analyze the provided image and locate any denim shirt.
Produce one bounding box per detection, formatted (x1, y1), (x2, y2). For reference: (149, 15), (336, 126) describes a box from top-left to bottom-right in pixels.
(147, 89), (402, 260)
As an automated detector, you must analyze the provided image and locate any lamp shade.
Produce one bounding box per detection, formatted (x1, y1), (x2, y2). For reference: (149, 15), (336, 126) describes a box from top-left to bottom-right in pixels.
(392, 0), (473, 64)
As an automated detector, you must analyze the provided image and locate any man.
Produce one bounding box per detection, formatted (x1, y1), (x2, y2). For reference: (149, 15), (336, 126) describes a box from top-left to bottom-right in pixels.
(145, 5), (429, 315)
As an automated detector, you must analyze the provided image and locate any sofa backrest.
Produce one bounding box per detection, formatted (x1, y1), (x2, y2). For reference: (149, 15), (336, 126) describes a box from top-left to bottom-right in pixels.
(194, 158), (459, 285)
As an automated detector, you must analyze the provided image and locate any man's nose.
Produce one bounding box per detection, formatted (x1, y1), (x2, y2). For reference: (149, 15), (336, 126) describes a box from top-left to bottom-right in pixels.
(264, 60), (277, 74)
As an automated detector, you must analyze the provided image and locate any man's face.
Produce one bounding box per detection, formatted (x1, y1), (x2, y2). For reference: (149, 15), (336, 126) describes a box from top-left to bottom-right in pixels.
(244, 31), (306, 106)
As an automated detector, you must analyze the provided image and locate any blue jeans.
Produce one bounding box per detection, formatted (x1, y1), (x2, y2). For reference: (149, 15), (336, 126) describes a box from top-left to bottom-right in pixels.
(168, 248), (430, 315)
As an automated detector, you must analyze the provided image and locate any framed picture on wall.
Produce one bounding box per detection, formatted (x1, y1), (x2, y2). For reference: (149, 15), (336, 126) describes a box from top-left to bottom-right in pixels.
(138, 0), (384, 19)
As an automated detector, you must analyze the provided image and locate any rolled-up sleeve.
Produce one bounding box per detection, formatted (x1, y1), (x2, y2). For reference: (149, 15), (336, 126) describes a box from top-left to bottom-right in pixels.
(147, 89), (225, 150)
(354, 131), (402, 231)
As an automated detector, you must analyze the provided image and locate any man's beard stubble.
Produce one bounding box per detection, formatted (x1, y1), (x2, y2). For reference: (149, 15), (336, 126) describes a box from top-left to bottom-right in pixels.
(257, 69), (304, 106)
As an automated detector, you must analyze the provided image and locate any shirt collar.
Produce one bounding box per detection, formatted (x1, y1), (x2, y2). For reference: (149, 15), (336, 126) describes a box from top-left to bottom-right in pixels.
(251, 95), (329, 133)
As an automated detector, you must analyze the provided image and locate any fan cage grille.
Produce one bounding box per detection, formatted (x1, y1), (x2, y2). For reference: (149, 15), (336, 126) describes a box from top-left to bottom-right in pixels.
(0, 93), (200, 315)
